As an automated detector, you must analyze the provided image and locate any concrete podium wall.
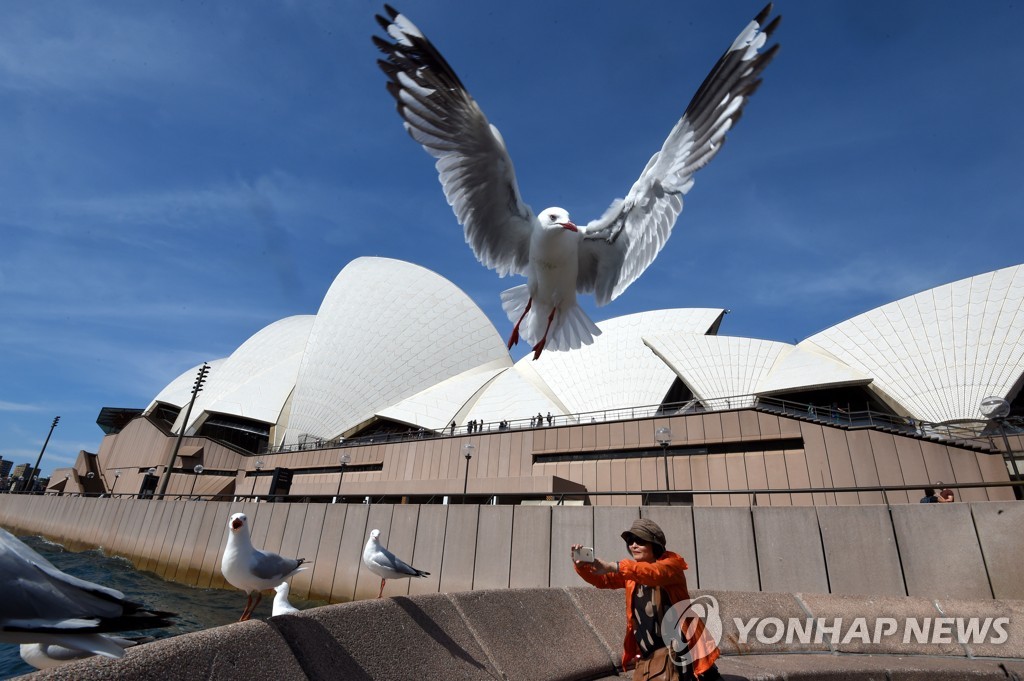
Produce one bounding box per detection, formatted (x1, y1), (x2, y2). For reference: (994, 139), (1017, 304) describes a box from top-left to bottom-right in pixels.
(0, 495), (1020, 604)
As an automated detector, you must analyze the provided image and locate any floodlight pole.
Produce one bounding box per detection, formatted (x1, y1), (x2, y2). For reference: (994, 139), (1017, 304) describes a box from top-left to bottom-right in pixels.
(26, 416), (59, 492)
(158, 363), (210, 498)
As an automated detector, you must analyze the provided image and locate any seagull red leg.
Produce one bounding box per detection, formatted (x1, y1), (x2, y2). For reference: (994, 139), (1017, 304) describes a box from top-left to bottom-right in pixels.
(377, 578), (387, 599)
(507, 297), (533, 349)
(239, 593), (254, 622)
(532, 307), (558, 360)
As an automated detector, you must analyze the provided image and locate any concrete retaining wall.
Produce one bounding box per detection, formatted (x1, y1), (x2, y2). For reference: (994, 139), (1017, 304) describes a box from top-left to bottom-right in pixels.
(24, 588), (1024, 680)
(0, 495), (1021, 604)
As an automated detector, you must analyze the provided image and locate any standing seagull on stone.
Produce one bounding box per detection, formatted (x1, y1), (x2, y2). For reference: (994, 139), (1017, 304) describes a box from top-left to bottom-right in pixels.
(0, 528), (174, 660)
(375, 5), (780, 359)
(362, 529), (429, 598)
(221, 513), (306, 621)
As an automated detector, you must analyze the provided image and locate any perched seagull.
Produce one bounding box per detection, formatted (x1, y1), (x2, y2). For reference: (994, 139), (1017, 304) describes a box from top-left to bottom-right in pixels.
(20, 636), (152, 671)
(221, 513), (306, 621)
(0, 528), (174, 659)
(272, 582), (300, 616)
(375, 5), (780, 359)
(362, 529), (429, 598)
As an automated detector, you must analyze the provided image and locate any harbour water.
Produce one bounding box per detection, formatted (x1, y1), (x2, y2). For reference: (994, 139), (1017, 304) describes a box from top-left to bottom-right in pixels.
(1, 534), (324, 679)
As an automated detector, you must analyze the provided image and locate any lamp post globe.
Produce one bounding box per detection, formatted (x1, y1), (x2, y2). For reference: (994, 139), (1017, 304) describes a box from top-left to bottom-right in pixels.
(655, 426), (673, 497)
(190, 464), (205, 498)
(336, 453), (351, 500)
(252, 459), (265, 497)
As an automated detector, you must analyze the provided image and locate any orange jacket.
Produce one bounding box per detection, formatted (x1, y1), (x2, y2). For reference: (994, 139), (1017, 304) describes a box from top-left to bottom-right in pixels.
(574, 550), (719, 675)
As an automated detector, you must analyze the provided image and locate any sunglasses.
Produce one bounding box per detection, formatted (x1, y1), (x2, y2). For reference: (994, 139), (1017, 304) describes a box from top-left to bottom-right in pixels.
(624, 534), (652, 547)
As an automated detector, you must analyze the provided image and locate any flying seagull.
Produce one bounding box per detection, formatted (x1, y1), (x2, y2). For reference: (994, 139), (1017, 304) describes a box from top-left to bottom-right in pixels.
(272, 581), (300, 616)
(362, 528), (429, 598)
(374, 4), (780, 359)
(0, 528), (174, 659)
(221, 513), (306, 621)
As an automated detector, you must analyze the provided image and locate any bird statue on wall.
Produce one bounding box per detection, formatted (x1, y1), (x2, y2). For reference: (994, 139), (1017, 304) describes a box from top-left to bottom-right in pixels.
(221, 513), (306, 621)
(362, 528), (430, 598)
(0, 528), (174, 660)
(374, 4), (780, 359)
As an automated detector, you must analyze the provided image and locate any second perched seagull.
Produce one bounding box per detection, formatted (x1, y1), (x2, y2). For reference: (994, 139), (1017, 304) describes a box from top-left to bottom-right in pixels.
(374, 5), (780, 359)
(272, 582), (300, 616)
(221, 513), (306, 621)
(362, 529), (429, 598)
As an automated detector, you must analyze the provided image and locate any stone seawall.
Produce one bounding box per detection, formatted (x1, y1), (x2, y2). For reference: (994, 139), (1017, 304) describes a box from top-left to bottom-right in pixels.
(0, 495), (1021, 603)
(23, 588), (1024, 680)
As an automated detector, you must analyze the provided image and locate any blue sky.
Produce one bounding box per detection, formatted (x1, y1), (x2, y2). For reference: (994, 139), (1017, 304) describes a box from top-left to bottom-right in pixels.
(2, 1), (1022, 478)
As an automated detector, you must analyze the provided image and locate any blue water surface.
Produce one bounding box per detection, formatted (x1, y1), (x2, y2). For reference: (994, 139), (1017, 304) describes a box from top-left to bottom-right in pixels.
(1, 534), (324, 679)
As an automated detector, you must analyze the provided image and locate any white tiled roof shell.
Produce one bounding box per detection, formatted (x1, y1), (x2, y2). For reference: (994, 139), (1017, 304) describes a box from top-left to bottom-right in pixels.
(801, 264), (1024, 423)
(177, 315), (315, 434)
(376, 360), (509, 431)
(147, 358), (228, 413)
(754, 344), (871, 395)
(283, 257), (512, 442)
(524, 309), (724, 415)
(465, 362), (568, 426)
(644, 334), (789, 407)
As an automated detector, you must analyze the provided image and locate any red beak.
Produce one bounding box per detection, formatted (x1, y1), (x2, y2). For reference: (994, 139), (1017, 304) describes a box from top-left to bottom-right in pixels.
(560, 221), (578, 232)
(231, 519), (243, 530)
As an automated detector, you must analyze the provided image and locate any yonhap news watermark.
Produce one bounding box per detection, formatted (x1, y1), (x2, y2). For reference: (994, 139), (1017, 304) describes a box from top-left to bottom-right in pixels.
(661, 595), (1010, 663)
(731, 614), (1010, 646)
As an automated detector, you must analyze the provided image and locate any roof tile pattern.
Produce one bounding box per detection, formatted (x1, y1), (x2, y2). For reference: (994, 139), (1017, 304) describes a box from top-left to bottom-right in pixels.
(802, 264), (1024, 422)
(178, 315), (315, 433)
(644, 334), (787, 407)
(525, 309), (724, 414)
(283, 257), (511, 442)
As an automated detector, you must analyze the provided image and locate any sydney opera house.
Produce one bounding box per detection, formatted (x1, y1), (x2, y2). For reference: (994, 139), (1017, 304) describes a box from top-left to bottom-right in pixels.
(51, 259), (1023, 506)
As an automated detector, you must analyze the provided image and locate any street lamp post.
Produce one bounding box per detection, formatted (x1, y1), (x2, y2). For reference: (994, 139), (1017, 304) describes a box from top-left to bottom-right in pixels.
(251, 459), (265, 498)
(462, 443), (475, 504)
(110, 470), (122, 496)
(189, 464), (205, 498)
(336, 453), (351, 502)
(656, 426), (673, 502)
(158, 362), (210, 498)
(26, 416), (59, 492)
(981, 396), (1020, 485)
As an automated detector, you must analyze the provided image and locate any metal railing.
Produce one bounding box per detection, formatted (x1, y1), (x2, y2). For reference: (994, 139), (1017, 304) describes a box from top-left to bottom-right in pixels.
(260, 393), (1020, 456)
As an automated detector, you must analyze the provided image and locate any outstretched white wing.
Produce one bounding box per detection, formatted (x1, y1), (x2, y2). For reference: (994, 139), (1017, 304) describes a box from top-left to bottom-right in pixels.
(375, 5), (534, 277)
(578, 4), (780, 305)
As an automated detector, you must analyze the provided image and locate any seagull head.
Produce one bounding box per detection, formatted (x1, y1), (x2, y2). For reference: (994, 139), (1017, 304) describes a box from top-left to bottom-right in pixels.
(229, 513), (248, 533)
(275, 582), (290, 597)
(369, 528), (381, 543)
(538, 207), (577, 233)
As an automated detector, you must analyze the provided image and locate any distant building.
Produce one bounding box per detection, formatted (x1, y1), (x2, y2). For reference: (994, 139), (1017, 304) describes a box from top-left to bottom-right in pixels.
(10, 464), (39, 483)
(0, 458), (12, 479)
